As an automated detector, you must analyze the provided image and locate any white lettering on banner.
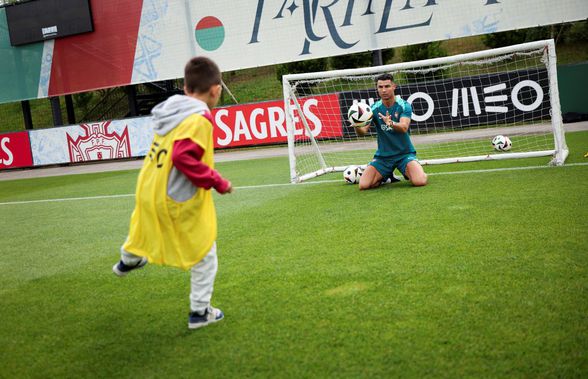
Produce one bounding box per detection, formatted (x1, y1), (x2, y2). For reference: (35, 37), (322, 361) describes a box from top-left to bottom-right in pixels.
(407, 92), (434, 122)
(290, 99), (323, 138)
(234, 111), (253, 142)
(288, 105), (299, 127)
(250, 108), (268, 139)
(483, 83), (508, 113)
(511, 80), (544, 112)
(213, 101), (322, 146)
(302, 99), (322, 137)
(42, 25), (58, 38)
(0, 137), (14, 165)
(268, 107), (286, 138)
(448, 80), (544, 118)
(215, 109), (233, 146)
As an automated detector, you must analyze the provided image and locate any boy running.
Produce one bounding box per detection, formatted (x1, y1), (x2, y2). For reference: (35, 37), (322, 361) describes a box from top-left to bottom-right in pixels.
(113, 56), (232, 330)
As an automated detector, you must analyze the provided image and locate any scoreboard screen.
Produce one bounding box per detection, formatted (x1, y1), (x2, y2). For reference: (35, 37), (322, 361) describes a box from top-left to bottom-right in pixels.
(5, 0), (93, 46)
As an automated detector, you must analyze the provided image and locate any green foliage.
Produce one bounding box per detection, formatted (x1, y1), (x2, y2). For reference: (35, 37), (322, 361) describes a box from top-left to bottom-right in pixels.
(481, 30), (530, 48)
(382, 48), (396, 63)
(0, 132), (587, 378)
(525, 26), (552, 42)
(275, 57), (328, 82)
(73, 92), (95, 115)
(482, 21), (588, 49)
(220, 67), (282, 105)
(565, 20), (588, 43)
(329, 51), (372, 70)
(401, 41), (447, 62)
(400, 42), (448, 83)
(275, 57), (328, 95)
(327, 49), (396, 70)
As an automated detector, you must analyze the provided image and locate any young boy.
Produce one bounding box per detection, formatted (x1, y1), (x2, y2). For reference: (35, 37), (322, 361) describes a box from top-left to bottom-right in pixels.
(113, 56), (232, 330)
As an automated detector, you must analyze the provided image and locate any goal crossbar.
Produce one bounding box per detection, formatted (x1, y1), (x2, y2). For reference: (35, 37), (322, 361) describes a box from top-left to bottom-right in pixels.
(283, 40), (553, 82)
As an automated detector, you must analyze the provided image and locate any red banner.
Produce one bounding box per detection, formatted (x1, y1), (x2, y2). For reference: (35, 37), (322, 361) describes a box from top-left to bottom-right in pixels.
(212, 93), (342, 148)
(48, 0), (144, 96)
(0, 131), (33, 170)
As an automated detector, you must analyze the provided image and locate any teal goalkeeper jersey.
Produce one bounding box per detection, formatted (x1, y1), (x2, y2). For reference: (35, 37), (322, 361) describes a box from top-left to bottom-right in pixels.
(371, 96), (416, 158)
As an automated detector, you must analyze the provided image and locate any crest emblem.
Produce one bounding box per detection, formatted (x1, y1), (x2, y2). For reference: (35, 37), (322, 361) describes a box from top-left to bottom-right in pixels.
(66, 121), (131, 163)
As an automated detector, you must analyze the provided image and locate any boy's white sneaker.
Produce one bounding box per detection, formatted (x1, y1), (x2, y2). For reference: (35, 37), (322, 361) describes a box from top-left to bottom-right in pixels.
(188, 306), (224, 329)
(112, 257), (148, 277)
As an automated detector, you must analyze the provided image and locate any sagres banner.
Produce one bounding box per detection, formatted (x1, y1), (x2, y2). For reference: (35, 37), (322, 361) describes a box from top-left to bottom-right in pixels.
(0, 0), (587, 104)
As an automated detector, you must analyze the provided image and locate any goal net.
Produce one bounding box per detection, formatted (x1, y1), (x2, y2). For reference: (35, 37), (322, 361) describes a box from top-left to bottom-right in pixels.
(282, 39), (568, 183)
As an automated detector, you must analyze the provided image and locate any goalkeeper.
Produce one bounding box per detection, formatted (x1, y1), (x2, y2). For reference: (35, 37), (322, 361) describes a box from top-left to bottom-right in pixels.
(355, 73), (428, 190)
(112, 56), (232, 330)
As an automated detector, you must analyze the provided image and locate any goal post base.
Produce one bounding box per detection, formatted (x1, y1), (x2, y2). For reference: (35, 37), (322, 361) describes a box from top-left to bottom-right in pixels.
(294, 150), (560, 183)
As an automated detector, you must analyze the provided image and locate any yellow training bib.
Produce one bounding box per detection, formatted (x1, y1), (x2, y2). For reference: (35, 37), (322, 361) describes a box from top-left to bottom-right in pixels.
(123, 114), (217, 270)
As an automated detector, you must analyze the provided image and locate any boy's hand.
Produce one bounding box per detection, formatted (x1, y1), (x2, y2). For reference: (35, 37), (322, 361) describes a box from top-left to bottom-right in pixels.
(215, 179), (233, 194)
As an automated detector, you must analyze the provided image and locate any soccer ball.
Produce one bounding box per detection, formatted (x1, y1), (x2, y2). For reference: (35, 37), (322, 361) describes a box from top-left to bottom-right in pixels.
(356, 166), (364, 181)
(491, 135), (512, 151)
(347, 102), (373, 127)
(343, 165), (359, 184)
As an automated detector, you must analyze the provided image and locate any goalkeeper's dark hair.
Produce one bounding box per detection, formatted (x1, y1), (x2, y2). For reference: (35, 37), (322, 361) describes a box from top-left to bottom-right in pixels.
(375, 73), (394, 84)
(184, 56), (222, 94)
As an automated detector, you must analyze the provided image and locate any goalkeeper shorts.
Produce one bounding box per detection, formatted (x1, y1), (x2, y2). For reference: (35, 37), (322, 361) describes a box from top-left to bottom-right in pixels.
(369, 153), (418, 178)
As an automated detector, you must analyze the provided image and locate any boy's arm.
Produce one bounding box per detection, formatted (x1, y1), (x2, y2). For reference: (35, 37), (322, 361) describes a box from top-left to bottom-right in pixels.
(172, 139), (232, 194)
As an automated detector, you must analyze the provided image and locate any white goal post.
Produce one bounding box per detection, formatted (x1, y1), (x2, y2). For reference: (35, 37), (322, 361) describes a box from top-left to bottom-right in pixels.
(282, 39), (568, 183)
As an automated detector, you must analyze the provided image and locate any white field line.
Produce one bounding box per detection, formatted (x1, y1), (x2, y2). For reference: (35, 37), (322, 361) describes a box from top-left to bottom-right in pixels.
(1, 162), (587, 206)
(0, 193), (135, 206)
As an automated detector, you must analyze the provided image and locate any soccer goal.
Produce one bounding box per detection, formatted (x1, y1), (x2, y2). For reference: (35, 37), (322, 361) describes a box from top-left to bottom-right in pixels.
(282, 39), (568, 183)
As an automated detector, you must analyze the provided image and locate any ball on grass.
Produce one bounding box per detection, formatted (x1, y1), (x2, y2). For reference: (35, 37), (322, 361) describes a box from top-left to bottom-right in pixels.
(492, 135), (512, 151)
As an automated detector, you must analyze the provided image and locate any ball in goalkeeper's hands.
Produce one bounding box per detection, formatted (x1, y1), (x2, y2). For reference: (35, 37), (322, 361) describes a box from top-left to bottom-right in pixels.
(348, 102), (373, 127)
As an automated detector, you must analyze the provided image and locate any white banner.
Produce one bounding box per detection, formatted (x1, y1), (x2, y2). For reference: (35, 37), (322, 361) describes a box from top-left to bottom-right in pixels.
(136, 0), (588, 78)
(29, 118), (154, 166)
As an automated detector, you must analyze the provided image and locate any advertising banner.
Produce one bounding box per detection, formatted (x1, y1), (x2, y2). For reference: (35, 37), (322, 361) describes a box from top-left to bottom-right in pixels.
(23, 93), (342, 168)
(338, 69), (550, 136)
(214, 94), (341, 148)
(0, 131), (33, 170)
(1, 0), (586, 104)
(128, 0), (588, 88)
(28, 117), (154, 167)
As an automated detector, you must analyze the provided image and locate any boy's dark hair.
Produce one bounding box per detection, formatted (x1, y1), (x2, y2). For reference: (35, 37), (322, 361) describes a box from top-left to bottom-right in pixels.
(184, 56), (222, 94)
(375, 73), (394, 84)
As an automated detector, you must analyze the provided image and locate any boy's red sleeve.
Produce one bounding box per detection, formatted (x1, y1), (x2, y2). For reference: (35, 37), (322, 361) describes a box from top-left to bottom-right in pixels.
(171, 139), (231, 194)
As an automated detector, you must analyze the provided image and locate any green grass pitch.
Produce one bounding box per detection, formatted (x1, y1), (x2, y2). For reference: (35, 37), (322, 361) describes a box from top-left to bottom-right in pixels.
(0, 132), (587, 378)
